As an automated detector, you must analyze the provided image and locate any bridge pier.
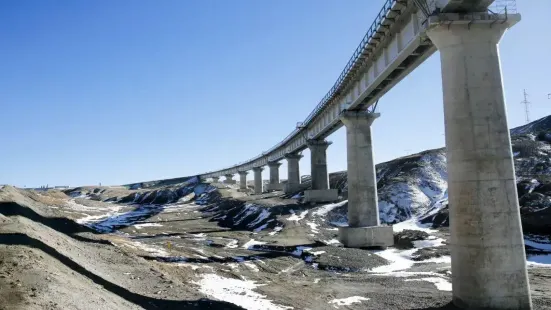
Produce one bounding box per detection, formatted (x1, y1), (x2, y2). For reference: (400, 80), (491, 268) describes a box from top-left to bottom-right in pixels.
(427, 15), (531, 310)
(224, 174), (235, 185)
(338, 111), (393, 248)
(238, 171), (248, 192)
(266, 162), (283, 191)
(211, 176), (219, 183)
(253, 167), (263, 195)
(304, 140), (338, 203)
(284, 153), (303, 194)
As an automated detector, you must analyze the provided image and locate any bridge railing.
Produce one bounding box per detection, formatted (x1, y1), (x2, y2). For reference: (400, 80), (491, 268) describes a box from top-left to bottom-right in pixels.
(488, 0), (517, 14)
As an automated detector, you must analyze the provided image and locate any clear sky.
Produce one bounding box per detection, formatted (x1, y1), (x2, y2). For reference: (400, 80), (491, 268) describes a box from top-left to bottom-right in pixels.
(1, 0), (550, 187)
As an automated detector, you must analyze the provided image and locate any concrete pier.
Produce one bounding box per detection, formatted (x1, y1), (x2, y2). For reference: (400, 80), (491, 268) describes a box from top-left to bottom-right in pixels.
(427, 14), (531, 310)
(224, 174), (236, 185)
(253, 167), (263, 195)
(211, 176), (219, 183)
(284, 153), (303, 194)
(304, 140), (338, 202)
(338, 111), (393, 248)
(238, 171), (248, 192)
(266, 161), (283, 191)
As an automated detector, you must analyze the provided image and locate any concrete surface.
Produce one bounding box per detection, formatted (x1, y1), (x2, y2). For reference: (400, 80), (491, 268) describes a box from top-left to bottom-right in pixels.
(267, 162), (282, 192)
(338, 226), (394, 248)
(253, 167), (263, 195)
(307, 140), (331, 191)
(265, 183), (284, 191)
(303, 189), (338, 203)
(285, 153), (302, 194)
(224, 174), (236, 185)
(238, 171), (248, 191)
(427, 15), (531, 310)
(340, 111), (393, 248)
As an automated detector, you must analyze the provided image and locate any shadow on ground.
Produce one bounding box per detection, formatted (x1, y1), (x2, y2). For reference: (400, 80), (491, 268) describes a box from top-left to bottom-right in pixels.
(0, 233), (244, 310)
(0, 202), (111, 245)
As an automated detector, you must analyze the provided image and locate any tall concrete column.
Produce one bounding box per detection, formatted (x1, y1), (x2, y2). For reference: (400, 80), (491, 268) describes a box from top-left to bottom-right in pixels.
(266, 161), (283, 191)
(427, 14), (530, 309)
(253, 167), (263, 195)
(238, 171), (248, 191)
(284, 153), (302, 194)
(212, 176), (219, 183)
(308, 140), (331, 190)
(224, 174), (235, 185)
(304, 140), (338, 202)
(338, 111), (393, 247)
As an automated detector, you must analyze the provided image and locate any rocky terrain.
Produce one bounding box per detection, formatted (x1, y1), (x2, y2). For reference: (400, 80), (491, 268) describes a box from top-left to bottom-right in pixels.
(1, 115), (551, 309)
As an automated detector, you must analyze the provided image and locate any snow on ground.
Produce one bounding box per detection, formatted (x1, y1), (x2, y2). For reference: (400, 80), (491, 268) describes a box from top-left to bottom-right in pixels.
(370, 249), (417, 273)
(287, 210), (308, 222)
(253, 223), (269, 233)
(243, 239), (266, 249)
(405, 277), (452, 291)
(322, 239), (341, 245)
(133, 223), (163, 229)
(248, 209), (271, 228)
(392, 218), (435, 233)
(370, 219), (450, 274)
(225, 239), (239, 248)
(291, 246), (312, 257)
(328, 296), (369, 308)
(313, 200), (348, 217)
(195, 274), (293, 310)
(244, 261), (260, 272)
(268, 226), (283, 236)
(412, 237), (445, 248)
(234, 204), (261, 225)
(306, 222), (319, 234)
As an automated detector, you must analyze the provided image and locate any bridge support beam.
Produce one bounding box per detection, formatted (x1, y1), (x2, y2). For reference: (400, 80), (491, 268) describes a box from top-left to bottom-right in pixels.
(238, 171), (248, 192)
(338, 111), (393, 248)
(304, 140), (338, 203)
(427, 15), (531, 310)
(266, 162), (283, 191)
(211, 176), (219, 183)
(223, 174), (235, 185)
(253, 167), (263, 195)
(284, 153), (303, 194)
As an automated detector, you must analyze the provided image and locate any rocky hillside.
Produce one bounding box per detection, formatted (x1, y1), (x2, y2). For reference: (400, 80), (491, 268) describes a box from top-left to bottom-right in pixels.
(63, 115), (551, 236)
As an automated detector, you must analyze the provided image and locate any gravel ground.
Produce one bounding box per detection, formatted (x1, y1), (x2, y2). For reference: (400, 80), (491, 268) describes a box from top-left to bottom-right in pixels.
(1, 185), (550, 310)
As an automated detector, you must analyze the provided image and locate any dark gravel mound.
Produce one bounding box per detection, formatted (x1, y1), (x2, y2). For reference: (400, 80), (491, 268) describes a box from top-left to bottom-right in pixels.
(394, 229), (430, 249)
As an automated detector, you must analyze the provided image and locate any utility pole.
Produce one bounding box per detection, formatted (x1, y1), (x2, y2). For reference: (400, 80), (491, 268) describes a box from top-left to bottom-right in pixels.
(521, 89), (530, 124)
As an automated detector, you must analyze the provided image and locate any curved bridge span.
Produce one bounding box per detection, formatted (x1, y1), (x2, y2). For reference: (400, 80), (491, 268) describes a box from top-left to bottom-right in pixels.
(197, 1), (532, 308)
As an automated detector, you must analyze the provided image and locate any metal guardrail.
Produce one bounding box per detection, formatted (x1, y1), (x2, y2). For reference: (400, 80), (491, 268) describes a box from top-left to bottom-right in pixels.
(488, 0), (517, 14)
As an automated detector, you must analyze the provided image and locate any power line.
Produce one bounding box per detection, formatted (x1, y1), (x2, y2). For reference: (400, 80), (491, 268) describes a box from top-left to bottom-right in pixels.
(521, 89), (531, 124)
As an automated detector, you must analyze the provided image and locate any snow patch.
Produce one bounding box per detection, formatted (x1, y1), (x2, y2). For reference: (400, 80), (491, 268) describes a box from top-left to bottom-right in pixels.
(287, 210), (308, 222)
(329, 296), (369, 308)
(269, 226), (283, 236)
(248, 209), (271, 228)
(323, 239), (341, 245)
(405, 277), (452, 291)
(225, 239), (239, 249)
(243, 239), (266, 249)
(195, 274), (293, 310)
(313, 200), (348, 217)
(306, 222), (319, 234)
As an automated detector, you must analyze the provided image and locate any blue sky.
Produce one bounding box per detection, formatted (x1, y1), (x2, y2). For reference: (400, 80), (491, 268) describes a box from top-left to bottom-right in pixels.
(1, 0), (550, 187)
